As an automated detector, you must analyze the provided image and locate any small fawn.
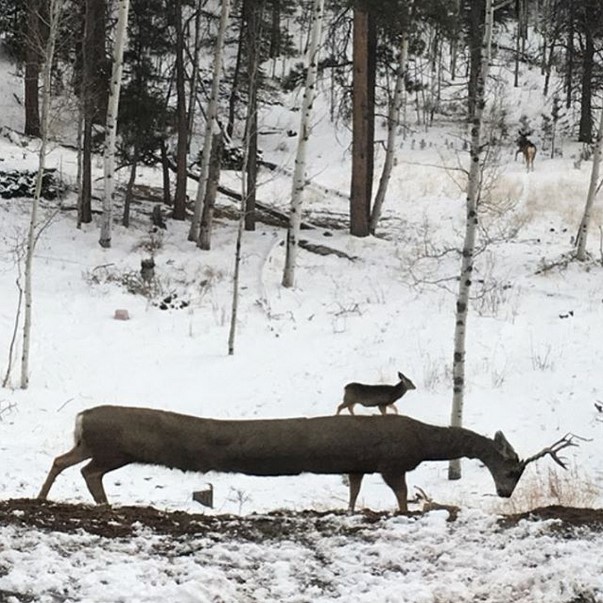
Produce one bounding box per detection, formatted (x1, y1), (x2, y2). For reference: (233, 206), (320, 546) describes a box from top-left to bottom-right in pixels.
(336, 371), (416, 416)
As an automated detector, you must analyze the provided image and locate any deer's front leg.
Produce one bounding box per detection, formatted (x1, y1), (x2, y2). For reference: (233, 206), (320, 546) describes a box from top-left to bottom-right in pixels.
(381, 472), (408, 512)
(348, 473), (364, 513)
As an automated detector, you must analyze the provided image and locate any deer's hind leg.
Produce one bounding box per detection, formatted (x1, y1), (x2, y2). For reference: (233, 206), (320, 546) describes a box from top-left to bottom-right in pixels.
(38, 444), (92, 500)
(81, 457), (129, 505)
(381, 472), (408, 512)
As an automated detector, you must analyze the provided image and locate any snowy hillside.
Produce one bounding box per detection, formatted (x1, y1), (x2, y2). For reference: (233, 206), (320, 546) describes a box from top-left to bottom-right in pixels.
(0, 40), (602, 602)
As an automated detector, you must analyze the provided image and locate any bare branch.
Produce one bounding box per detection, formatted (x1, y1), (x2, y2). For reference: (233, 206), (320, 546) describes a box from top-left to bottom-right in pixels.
(414, 487), (460, 521)
(493, 0), (515, 12)
(397, 159), (467, 173)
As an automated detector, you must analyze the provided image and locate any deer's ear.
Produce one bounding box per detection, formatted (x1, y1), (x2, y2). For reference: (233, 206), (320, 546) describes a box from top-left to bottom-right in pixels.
(398, 372), (403, 380)
(494, 431), (517, 458)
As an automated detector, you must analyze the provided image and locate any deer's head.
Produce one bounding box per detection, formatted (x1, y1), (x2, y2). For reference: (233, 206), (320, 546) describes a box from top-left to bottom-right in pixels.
(397, 372), (416, 391)
(489, 432), (582, 498)
(487, 431), (525, 497)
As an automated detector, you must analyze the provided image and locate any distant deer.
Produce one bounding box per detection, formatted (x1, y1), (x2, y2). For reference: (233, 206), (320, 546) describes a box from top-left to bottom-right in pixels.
(37, 406), (580, 512)
(516, 132), (537, 172)
(336, 372), (416, 416)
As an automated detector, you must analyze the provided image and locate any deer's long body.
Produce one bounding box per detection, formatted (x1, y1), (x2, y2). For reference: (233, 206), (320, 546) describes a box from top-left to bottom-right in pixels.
(39, 405), (571, 512)
(49, 407), (439, 476)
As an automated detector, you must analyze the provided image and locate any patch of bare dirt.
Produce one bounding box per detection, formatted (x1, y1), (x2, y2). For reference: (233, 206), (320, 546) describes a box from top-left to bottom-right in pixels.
(0, 499), (384, 540)
(499, 505), (603, 530)
(1, 499), (603, 540)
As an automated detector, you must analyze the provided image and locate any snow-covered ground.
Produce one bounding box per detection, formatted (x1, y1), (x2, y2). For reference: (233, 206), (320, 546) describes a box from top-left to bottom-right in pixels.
(2, 507), (603, 603)
(1, 49), (603, 601)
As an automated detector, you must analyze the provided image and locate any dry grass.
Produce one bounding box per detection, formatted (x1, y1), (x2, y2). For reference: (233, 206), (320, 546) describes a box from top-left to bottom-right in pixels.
(524, 181), (587, 225)
(497, 463), (600, 514)
(486, 178), (523, 209)
(493, 170), (603, 231)
(421, 354), (451, 391)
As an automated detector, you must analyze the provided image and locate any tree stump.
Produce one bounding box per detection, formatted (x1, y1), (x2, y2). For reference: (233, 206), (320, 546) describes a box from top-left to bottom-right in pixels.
(140, 258), (155, 282)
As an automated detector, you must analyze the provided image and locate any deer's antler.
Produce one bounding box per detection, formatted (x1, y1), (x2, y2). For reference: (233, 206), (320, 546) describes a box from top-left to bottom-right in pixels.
(522, 433), (587, 470)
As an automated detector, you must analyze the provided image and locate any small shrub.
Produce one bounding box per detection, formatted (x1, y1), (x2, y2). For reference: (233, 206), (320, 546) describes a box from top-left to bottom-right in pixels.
(86, 263), (220, 314)
(133, 230), (164, 254)
(86, 264), (165, 298)
(0, 400), (17, 420)
(472, 279), (514, 318)
(530, 342), (555, 371)
(490, 365), (507, 389)
(226, 487), (251, 515)
(422, 355), (451, 391)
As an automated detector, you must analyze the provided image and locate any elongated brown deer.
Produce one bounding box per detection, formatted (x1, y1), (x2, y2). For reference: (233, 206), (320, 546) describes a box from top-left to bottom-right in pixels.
(37, 406), (580, 512)
(336, 372), (416, 416)
(516, 133), (537, 172)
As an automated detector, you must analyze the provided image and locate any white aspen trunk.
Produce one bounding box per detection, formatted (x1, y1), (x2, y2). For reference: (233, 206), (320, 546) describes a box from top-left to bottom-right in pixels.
(575, 107), (603, 260)
(369, 27), (409, 235)
(198, 133), (224, 250)
(281, 0), (324, 288)
(189, 0), (231, 244)
(448, 0), (494, 479)
(21, 0), (64, 389)
(100, 0), (130, 248)
(3, 258), (23, 388)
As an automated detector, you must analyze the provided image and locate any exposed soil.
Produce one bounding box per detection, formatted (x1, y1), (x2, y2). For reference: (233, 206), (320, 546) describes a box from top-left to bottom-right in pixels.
(1, 499), (603, 540)
(500, 505), (603, 530)
(0, 499), (380, 540)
